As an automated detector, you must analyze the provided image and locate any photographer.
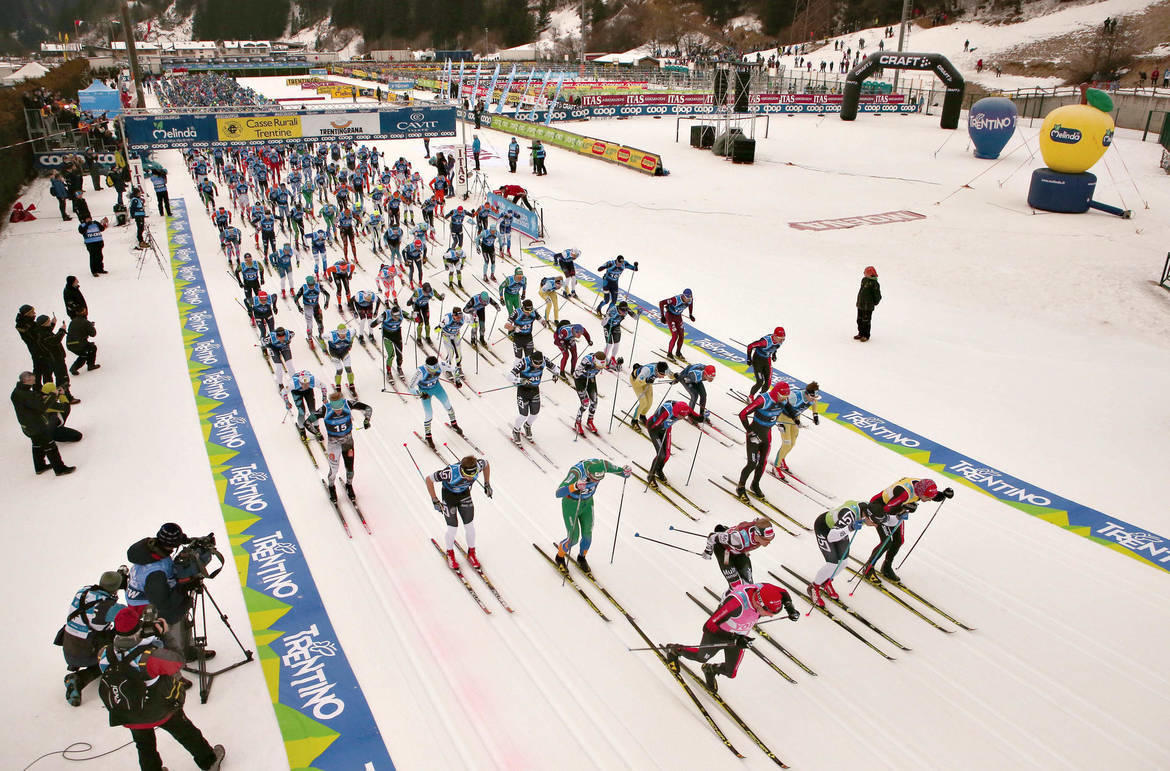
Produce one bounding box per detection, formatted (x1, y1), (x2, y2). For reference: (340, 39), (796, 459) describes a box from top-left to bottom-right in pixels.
(126, 523), (216, 661)
(99, 608), (225, 771)
(58, 568), (126, 706)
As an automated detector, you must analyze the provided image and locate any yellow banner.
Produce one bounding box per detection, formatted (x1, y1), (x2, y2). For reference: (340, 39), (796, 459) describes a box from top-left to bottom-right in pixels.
(216, 115), (303, 142)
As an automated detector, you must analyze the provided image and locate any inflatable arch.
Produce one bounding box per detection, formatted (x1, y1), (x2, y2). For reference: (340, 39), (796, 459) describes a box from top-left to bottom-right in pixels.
(841, 52), (965, 129)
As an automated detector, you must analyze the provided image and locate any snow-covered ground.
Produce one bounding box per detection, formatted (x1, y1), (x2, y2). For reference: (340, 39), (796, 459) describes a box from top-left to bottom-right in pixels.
(5, 76), (1170, 770)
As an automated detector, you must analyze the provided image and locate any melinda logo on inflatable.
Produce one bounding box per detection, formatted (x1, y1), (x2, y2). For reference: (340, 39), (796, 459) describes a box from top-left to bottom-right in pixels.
(1049, 124), (1082, 144)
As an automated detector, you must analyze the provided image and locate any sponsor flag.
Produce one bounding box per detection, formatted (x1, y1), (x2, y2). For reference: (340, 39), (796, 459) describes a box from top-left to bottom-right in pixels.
(532, 70), (552, 121)
(518, 67), (537, 113)
(456, 60), (465, 101)
(485, 62), (501, 111)
(544, 74), (566, 125)
(496, 64), (517, 113)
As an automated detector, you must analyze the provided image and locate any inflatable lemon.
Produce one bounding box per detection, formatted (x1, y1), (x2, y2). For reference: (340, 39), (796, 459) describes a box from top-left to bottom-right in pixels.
(1038, 90), (1115, 173)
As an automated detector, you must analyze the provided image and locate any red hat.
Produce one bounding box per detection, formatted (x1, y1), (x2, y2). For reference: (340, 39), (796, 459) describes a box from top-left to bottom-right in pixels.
(114, 605), (146, 635)
(864, 266), (878, 277)
(145, 648), (184, 678)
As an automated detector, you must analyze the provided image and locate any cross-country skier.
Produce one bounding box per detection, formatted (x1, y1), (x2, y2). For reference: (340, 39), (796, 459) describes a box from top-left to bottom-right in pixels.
(807, 501), (875, 606)
(305, 387), (372, 503)
(325, 322), (357, 395)
(294, 275), (331, 342)
(464, 291), (500, 346)
(595, 255), (637, 316)
(248, 290), (277, 338)
(268, 243), (295, 299)
(409, 355), (463, 446)
(309, 228), (329, 276)
(703, 518), (776, 590)
(862, 478), (952, 582)
(436, 306), (467, 374)
(746, 327), (785, 399)
(554, 322), (592, 379)
(675, 363), (716, 422)
(504, 298), (540, 362)
(234, 253), (266, 307)
(348, 290), (379, 342)
(658, 288), (694, 360)
(772, 381), (821, 479)
(556, 248), (580, 298)
(646, 400), (692, 488)
(553, 459), (632, 573)
(499, 267), (526, 315)
(736, 382), (795, 500)
(425, 455), (492, 570)
(506, 349), (557, 443)
(664, 582), (797, 693)
(600, 300), (635, 369)
(478, 225), (499, 280)
(406, 282), (442, 347)
(538, 276), (564, 325)
(628, 361), (672, 431)
(374, 303), (405, 378)
(264, 326), (294, 387)
(571, 351), (608, 436)
(288, 369), (323, 441)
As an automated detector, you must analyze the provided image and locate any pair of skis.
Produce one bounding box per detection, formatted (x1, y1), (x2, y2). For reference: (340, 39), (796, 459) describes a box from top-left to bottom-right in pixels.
(431, 539), (513, 614)
(320, 479), (371, 538)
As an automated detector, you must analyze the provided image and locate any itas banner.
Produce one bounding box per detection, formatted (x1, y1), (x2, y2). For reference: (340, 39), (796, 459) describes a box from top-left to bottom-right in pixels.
(485, 192), (540, 239)
(166, 199), (397, 769)
(521, 243), (1170, 576)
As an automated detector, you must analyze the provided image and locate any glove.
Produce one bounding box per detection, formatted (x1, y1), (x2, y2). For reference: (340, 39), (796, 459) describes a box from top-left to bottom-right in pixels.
(903, 502), (918, 513)
(621, 464), (632, 478)
(793, 418), (802, 428)
(898, 512), (910, 521)
(363, 419), (371, 430)
(484, 483), (493, 498)
(813, 413), (820, 426)
(432, 498), (443, 512)
(701, 549), (713, 560)
(850, 519), (864, 531)
(735, 635), (754, 649)
(455, 379), (463, 390)
(787, 606), (800, 622)
(943, 487), (954, 499)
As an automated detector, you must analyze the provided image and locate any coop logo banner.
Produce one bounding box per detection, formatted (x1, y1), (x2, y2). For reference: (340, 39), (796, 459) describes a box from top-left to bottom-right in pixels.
(522, 243), (1170, 575)
(166, 199), (395, 770)
(217, 115), (303, 142)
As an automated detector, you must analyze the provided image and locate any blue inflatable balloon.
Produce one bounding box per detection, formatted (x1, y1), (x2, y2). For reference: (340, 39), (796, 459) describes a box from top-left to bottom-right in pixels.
(968, 97), (1018, 159)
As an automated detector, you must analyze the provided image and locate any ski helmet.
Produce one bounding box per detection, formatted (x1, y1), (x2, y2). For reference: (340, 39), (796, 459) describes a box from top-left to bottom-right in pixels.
(480, 291), (490, 303)
(521, 299), (534, 312)
(306, 275), (316, 284)
(571, 324), (585, 335)
(751, 518), (776, 545)
(674, 402), (693, 417)
(864, 266), (878, 277)
(257, 291), (269, 302)
(913, 479), (938, 501)
(531, 350), (545, 365)
(337, 322), (347, 331)
(414, 239), (423, 247)
(772, 326), (786, 341)
(515, 267), (523, 276)
(769, 381), (791, 401)
(683, 288), (693, 298)
(422, 282), (432, 292)
(703, 365), (716, 379)
(756, 583), (787, 615)
(583, 459), (608, 481)
(457, 206), (464, 212)
(805, 381), (820, 397)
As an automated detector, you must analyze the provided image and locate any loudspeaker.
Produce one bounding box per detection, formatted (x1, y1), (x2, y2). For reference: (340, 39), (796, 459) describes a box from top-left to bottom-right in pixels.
(731, 137), (756, 164)
(734, 68), (751, 113)
(714, 70), (728, 105)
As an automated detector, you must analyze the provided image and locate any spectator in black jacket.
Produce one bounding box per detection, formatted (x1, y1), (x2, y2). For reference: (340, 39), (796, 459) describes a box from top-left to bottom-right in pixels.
(59, 569), (125, 706)
(15, 304), (40, 374)
(33, 314), (78, 403)
(72, 189), (92, 221)
(40, 381), (82, 442)
(67, 308), (100, 374)
(64, 275), (88, 319)
(855, 266), (881, 342)
(10, 371), (75, 475)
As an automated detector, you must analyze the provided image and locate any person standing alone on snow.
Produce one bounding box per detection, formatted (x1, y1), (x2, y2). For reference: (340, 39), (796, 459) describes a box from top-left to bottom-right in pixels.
(855, 266), (880, 342)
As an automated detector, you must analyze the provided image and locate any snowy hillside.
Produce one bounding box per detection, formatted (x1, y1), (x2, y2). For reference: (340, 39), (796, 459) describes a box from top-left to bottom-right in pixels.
(4, 74), (1170, 770)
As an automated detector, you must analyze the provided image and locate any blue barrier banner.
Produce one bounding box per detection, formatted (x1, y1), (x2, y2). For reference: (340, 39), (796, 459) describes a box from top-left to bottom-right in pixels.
(522, 245), (1170, 574)
(485, 192), (540, 239)
(125, 105), (456, 151)
(167, 199), (396, 768)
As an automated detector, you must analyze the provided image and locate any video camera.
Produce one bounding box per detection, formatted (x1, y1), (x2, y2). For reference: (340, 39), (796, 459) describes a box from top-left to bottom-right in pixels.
(173, 533), (225, 585)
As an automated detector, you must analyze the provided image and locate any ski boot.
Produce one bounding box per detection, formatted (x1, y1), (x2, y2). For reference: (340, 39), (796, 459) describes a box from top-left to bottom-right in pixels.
(554, 550), (567, 570)
(663, 644), (681, 673)
(880, 561), (901, 583)
(466, 547), (481, 569)
(629, 419), (643, 433)
(585, 418), (599, 435)
(386, 365), (393, 377)
(64, 673), (81, 707)
(822, 579), (840, 601)
(575, 552), (592, 574)
(348, 382), (357, 396)
(748, 484), (766, 500)
(862, 564), (882, 584)
(326, 483), (338, 503)
(656, 470), (667, 483)
(701, 663), (720, 693)
(511, 427), (522, 445)
(647, 478), (661, 491)
(523, 423), (532, 439)
(448, 420), (463, 435)
(446, 549), (459, 570)
(735, 485), (750, 503)
(345, 482), (355, 502)
(397, 365), (404, 377)
(562, 290), (570, 299)
(281, 289), (287, 298)
(424, 431), (436, 449)
(807, 582), (825, 608)
(573, 419), (585, 437)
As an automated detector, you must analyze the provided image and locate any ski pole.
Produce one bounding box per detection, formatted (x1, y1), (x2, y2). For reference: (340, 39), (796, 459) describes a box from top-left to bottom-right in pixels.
(848, 523), (892, 596)
(402, 443), (426, 479)
(476, 383), (519, 395)
(896, 499), (947, 570)
(632, 532), (705, 556)
(627, 643), (738, 653)
(668, 525), (708, 538)
(610, 474), (629, 565)
(684, 418), (704, 487)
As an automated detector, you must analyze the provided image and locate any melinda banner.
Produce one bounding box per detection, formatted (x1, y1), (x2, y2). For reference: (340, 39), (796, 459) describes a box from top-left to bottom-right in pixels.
(124, 105), (456, 150)
(522, 244), (1170, 575)
(167, 199), (396, 769)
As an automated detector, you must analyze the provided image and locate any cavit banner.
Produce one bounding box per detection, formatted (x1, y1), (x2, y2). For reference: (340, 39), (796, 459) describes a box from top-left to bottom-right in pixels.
(167, 199), (396, 769)
(124, 105), (456, 150)
(522, 245), (1170, 575)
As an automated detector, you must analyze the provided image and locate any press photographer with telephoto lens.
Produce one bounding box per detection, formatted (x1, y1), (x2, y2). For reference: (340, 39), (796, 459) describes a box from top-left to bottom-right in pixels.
(126, 523), (222, 662)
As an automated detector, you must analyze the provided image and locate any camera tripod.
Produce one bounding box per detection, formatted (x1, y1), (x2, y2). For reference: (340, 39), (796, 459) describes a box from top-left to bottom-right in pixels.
(183, 582), (254, 703)
(135, 224), (167, 279)
(467, 170), (491, 202)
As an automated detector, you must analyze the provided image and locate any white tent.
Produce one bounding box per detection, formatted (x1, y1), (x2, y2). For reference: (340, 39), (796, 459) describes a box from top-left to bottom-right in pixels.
(1, 61), (49, 85)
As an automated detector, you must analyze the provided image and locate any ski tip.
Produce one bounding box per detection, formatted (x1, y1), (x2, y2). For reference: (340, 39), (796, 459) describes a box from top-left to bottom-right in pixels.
(667, 525), (675, 531)
(633, 532), (640, 538)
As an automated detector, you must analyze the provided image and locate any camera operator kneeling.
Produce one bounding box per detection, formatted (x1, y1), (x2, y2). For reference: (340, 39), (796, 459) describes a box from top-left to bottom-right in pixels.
(99, 607), (225, 771)
(126, 523), (215, 661)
